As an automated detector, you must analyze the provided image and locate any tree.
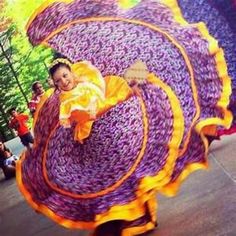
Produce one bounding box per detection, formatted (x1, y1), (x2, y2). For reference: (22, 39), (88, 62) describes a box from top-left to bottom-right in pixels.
(0, 0), (53, 141)
(0, 27), (29, 103)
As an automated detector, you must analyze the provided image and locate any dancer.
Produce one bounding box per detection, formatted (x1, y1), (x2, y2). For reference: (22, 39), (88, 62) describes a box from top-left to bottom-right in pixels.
(47, 58), (132, 142)
(17, 1), (233, 235)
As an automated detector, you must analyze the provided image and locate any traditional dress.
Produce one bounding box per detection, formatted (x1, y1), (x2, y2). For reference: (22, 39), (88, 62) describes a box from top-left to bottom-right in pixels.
(17, 1), (235, 235)
(177, 0), (236, 137)
(58, 61), (132, 142)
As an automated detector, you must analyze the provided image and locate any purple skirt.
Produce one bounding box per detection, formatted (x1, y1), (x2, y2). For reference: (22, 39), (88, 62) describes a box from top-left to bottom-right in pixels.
(17, 1), (233, 235)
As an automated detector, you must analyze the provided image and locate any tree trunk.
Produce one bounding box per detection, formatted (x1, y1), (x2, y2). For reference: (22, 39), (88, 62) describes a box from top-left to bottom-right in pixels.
(43, 60), (49, 72)
(0, 103), (15, 140)
(0, 41), (29, 104)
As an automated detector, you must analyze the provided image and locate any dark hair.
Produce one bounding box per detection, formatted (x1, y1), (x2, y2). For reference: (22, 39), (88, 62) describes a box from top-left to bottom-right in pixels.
(8, 107), (16, 114)
(49, 62), (71, 78)
(31, 81), (41, 92)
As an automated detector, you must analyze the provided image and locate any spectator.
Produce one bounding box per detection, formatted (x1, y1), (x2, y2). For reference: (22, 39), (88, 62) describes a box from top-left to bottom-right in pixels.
(8, 108), (34, 149)
(0, 141), (17, 179)
(28, 81), (45, 115)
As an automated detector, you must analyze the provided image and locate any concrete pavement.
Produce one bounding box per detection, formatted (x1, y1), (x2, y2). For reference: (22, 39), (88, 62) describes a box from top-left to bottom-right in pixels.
(0, 135), (235, 236)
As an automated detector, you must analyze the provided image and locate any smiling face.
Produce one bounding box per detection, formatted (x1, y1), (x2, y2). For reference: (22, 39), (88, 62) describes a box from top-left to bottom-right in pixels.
(52, 65), (75, 91)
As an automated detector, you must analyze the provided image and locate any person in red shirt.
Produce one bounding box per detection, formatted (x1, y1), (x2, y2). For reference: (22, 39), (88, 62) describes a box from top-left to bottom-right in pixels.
(8, 108), (34, 148)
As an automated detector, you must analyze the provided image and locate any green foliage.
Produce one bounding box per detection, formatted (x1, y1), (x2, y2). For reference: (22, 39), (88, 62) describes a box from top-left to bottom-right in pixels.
(5, 0), (47, 32)
(0, 0), (54, 141)
(119, 0), (140, 8)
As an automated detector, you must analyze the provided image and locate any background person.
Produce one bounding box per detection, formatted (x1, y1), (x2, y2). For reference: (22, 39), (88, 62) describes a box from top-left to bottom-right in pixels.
(28, 81), (45, 115)
(8, 108), (34, 149)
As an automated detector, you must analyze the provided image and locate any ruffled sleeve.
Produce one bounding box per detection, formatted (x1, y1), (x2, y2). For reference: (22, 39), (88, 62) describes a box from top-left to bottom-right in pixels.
(59, 83), (105, 143)
(71, 61), (105, 93)
(58, 62), (132, 143)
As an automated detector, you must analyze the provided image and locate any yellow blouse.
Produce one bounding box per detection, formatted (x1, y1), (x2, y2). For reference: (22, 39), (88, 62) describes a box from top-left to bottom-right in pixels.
(58, 61), (132, 143)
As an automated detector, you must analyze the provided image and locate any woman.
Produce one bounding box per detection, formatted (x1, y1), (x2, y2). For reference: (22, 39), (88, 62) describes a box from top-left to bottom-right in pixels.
(47, 58), (132, 142)
(17, 1), (233, 235)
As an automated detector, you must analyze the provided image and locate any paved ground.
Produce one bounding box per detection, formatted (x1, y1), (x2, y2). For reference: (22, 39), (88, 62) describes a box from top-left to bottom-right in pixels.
(0, 135), (235, 236)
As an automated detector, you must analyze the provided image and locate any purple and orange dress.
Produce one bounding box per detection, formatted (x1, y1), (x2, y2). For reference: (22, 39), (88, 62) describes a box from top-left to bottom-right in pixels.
(17, 1), (235, 235)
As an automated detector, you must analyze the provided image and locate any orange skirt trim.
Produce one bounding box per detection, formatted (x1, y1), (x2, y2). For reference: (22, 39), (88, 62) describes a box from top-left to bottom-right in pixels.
(25, 0), (74, 31)
(41, 94), (148, 199)
(158, 0), (232, 197)
(122, 191), (158, 236)
(41, 16), (200, 162)
(19, 1), (233, 235)
(163, 0), (233, 136)
(17, 157), (157, 230)
(16, 74), (184, 231)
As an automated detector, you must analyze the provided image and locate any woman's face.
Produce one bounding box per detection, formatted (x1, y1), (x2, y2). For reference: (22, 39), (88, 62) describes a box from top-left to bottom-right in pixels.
(34, 83), (45, 96)
(52, 66), (75, 91)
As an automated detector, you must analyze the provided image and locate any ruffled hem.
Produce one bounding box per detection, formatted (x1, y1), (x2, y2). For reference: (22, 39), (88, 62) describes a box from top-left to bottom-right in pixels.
(158, 0), (232, 197)
(217, 125), (236, 136)
(17, 154), (156, 232)
(163, 0), (232, 135)
(16, 74), (184, 233)
(20, 1), (233, 235)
